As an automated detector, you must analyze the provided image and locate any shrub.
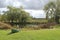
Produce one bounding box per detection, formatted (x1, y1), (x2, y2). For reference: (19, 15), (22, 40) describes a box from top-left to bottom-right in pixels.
(39, 22), (56, 29)
(11, 29), (19, 33)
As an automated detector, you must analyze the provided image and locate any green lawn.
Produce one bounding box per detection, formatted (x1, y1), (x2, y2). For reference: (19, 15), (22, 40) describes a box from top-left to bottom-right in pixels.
(0, 29), (60, 40)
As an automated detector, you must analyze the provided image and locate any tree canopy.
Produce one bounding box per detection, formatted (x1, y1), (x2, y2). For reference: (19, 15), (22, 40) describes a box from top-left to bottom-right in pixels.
(44, 0), (60, 23)
(1, 6), (31, 23)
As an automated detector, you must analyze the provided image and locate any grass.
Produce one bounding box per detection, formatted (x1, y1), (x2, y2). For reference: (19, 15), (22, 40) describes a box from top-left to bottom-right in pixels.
(0, 29), (60, 40)
(28, 19), (48, 23)
(53, 24), (60, 28)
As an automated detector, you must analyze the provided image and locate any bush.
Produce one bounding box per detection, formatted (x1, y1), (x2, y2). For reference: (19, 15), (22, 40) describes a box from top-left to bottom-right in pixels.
(11, 29), (19, 33)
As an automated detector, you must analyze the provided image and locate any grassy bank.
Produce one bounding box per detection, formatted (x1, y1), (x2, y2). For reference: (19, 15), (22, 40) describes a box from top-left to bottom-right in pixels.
(0, 29), (60, 40)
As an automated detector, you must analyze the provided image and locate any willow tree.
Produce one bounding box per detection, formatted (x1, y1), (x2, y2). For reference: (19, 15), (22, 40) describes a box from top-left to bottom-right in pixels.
(44, 0), (60, 23)
(44, 1), (56, 22)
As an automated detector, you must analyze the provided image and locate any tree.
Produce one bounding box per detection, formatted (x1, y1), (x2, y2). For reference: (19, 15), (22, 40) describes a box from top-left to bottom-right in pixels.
(44, 1), (56, 21)
(44, 0), (60, 23)
(2, 6), (31, 27)
(3, 6), (20, 22)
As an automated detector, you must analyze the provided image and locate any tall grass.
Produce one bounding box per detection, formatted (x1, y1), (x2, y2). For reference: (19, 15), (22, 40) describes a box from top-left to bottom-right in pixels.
(0, 22), (12, 29)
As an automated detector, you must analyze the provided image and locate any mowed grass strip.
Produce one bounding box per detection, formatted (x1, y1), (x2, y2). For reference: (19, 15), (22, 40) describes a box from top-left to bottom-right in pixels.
(0, 29), (60, 40)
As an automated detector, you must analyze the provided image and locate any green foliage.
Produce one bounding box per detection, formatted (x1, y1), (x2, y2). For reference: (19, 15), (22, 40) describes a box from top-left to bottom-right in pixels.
(44, 1), (56, 19)
(44, 0), (60, 23)
(55, 15), (59, 24)
(2, 6), (31, 23)
(10, 29), (19, 34)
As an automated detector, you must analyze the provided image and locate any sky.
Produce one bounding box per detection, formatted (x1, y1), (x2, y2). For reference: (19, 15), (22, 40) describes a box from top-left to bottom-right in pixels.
(0, 0), (50, 18)
(25, 10), (46, 18)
